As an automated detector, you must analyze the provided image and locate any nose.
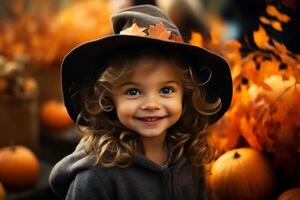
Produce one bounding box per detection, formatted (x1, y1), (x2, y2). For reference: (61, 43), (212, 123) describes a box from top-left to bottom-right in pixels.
(140, 94), (160, 110)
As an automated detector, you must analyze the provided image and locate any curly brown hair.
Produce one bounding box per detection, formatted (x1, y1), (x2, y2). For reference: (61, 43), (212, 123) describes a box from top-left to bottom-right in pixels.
(76, 48), (221, 168)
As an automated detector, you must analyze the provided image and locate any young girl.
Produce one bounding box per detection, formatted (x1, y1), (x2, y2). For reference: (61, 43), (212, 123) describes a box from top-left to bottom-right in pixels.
(49, 4), (232, 200)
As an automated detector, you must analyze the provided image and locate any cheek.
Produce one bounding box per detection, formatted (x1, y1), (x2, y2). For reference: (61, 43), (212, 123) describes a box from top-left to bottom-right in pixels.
(115, 101), (137, 122)
(167, 97), (183, 118)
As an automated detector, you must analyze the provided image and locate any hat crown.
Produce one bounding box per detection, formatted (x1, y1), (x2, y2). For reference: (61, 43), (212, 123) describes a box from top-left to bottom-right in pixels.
(111, 5), (182, 38)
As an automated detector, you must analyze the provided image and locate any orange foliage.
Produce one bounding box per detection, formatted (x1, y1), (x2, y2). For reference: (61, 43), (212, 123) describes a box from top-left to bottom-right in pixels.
(259, 5), (290, 32)
(190, 4), (300, 184)
(0, 0), (111, 69)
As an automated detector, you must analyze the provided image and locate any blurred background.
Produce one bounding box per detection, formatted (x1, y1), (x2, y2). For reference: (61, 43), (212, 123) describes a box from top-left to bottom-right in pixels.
(0, 0), (299, 200)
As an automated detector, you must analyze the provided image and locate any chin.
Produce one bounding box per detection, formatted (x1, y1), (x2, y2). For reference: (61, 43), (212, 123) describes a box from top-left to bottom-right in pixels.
(138, 130), (166, 138)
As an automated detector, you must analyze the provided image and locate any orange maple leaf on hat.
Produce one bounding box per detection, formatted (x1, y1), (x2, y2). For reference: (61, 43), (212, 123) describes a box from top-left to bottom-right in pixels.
(120, 23), (147, 36)
(119, 22), (184, 43)
(170, 34), (184, 43)
(147, 22), (171, 40)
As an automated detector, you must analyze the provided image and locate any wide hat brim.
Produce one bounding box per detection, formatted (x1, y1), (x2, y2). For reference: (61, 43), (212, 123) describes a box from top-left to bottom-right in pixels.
(62, 35), (232, 125)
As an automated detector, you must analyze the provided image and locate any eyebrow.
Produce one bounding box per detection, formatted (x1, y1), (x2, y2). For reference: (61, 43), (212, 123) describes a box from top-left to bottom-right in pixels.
(120, 80), (181, 87)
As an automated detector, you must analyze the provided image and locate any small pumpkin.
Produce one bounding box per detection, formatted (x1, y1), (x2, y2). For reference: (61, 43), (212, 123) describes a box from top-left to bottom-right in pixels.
(0, 181), (5, 200)
(0, 146), (40, 188)
(40, 99), (73, 130)
(277, 187), (300, 200)
(208, 148), (275, 200)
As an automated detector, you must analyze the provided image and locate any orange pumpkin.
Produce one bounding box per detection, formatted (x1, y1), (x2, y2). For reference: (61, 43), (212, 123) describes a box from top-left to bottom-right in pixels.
(0, 181), (5, 200)
(277, 187), (300, 200)
(0, 146), (40, 188)
(40, 99), (73, 130)
(208, 148), (275, 200)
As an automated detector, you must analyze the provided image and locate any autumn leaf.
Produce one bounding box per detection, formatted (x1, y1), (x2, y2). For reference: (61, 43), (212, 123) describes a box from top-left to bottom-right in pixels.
(242, 59), (257, 79)
(170, 34), (184, 43)
(270, 101), (287, 122)
(258, 80), (273, 91)
(147, 22), (171, 40)
(210, 111), (241, 151)
(266, 5), (290, 23)
(231, 64), (241, 80)
(240, 85), (251, 106)
(120, 23), (147, 36)
(189, 32), (203, 47)
(259, 16), (270, 25)
(279, 53), (298, 66)
(253, 26), (270, 49)
(240, 117), (263, 150)
(271, 21), (283, 31)
(272, 39), (291, 55)
(260, 59), (281, 76)
(259, 16), (282, 31)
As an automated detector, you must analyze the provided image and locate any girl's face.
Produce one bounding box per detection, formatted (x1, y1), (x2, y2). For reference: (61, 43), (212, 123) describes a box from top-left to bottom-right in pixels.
(112, 57), (183, 139)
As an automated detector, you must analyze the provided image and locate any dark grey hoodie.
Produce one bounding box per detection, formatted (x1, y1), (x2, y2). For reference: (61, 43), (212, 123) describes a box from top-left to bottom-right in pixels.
(49, 139), (208, 200)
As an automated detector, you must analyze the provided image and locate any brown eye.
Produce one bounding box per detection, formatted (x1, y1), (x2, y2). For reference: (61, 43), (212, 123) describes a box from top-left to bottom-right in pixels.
(126, 88), (141, 96)
(160, 87), (174, 95)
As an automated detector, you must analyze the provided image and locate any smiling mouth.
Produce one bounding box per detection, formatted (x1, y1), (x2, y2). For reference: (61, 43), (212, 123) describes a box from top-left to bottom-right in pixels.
(135, 116), (165, 121)
(135, 116), (166, 125)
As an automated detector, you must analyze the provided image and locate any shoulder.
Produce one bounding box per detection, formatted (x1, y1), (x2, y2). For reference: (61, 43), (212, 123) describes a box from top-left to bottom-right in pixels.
(67, 166), (116, 200)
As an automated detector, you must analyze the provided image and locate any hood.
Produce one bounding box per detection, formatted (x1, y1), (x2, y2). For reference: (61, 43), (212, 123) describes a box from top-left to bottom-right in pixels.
(49, 139), (97, 199)
(49, 138), (188, 199)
